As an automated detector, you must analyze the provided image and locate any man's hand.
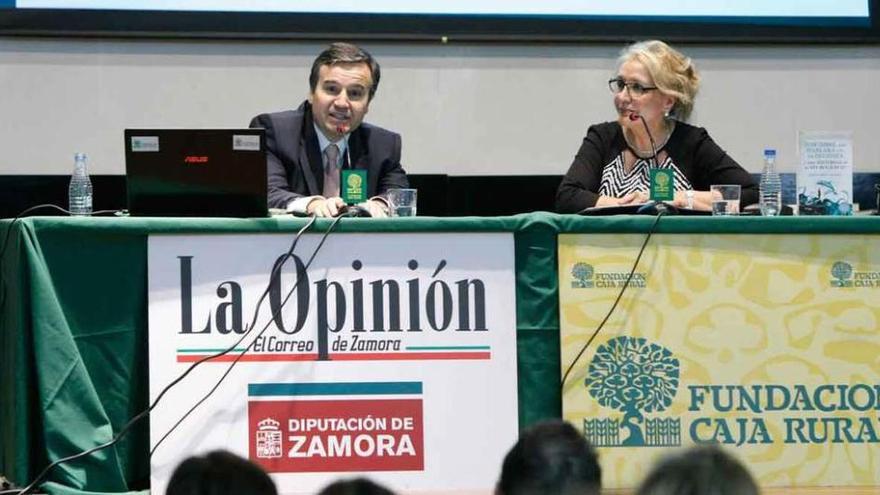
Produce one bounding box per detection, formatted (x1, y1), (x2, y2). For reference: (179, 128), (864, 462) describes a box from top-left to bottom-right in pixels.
(306, 196), (346, 217)
(361, 199), (390, 218)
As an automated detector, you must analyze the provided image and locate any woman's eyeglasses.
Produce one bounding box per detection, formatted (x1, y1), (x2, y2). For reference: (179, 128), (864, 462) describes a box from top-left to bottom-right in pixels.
(608, 78), (657, 97)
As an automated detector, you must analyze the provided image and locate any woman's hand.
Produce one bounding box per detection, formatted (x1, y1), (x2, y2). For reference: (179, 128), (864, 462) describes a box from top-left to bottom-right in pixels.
(673, 190), (714, 211)
(595, 191), (648, 207)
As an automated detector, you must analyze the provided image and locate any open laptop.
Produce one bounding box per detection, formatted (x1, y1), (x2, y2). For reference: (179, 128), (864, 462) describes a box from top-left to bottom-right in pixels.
(125, 129), (267, 217)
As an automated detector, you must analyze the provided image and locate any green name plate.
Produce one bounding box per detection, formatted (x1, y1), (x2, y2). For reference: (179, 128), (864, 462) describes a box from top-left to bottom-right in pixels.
(649, 168), (674, 201)
(341, 169), (368, 204)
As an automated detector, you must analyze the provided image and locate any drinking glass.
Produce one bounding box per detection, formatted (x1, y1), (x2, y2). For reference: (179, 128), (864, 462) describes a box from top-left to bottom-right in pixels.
(387, 188), (418, 217)
(710, 185), (741, 216)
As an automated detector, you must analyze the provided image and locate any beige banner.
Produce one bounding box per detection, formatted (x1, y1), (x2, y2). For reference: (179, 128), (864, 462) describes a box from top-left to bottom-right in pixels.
(559, 233), (880, 489)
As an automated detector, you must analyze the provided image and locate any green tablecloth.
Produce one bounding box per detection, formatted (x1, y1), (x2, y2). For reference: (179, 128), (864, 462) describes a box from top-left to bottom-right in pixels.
(2, 213), (878, 494)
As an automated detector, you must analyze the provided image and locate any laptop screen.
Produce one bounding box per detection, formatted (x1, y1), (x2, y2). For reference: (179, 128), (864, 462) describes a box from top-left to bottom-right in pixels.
(125, 128), (267, 218)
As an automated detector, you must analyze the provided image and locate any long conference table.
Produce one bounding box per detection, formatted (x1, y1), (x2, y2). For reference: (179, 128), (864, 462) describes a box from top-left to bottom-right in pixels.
(2, 213), (878, 495)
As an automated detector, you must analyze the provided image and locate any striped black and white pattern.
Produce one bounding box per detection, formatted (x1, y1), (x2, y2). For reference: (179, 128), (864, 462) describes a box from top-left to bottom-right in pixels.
(598, 153), (693, 197)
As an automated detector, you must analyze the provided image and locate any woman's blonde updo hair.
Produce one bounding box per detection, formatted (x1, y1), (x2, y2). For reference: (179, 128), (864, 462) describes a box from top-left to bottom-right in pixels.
(618, 40), (700, 122)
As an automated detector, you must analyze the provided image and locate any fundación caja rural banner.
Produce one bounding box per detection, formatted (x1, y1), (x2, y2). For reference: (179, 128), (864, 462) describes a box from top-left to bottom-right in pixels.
(147, 232), (518, 494)
(559, 233), (880, 489)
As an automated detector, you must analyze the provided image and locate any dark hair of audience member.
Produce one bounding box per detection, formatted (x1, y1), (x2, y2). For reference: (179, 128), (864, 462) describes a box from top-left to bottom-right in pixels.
(496, 419), (601, 495)
(317, 477), (396, 495)
(636, 444), (760, 495)
(165, 450), (277, 495)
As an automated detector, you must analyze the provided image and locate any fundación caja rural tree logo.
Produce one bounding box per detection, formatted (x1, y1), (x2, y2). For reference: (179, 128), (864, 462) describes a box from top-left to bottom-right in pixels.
(584, 336), (681, 447)
(571, 263), (595, 288)
(829, 260), (880, 288)
(570, 261), (647, 289)
(831, 261), (854, 287)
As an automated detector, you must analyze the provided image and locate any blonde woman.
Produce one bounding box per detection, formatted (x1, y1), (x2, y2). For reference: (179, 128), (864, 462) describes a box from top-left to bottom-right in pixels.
(556, 40), (757, 212)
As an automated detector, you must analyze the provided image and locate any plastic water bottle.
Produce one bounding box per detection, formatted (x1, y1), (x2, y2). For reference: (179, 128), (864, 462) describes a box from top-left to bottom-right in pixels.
(68, 152), (93, 216)
(759, 149), (781, 216)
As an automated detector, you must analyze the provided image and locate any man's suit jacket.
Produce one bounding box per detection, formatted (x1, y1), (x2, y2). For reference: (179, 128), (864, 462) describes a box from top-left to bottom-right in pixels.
(250, 101), (409, 209)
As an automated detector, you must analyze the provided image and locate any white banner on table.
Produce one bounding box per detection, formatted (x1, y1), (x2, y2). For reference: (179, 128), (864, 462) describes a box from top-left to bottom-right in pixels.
(147, 232), (518, 495)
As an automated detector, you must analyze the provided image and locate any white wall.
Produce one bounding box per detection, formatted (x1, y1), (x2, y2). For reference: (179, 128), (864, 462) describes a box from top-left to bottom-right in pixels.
(1, 38), (878, 176)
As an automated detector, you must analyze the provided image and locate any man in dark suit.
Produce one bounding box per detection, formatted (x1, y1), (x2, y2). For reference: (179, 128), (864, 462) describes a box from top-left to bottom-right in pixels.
(250, 42), (408, 217)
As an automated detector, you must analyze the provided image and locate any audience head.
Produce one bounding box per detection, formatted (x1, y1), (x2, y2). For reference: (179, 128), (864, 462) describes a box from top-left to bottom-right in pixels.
(165, 450), (277, 495)
(496, 419), (601, 495)
(615, 40), (700, 122)
(636, 444), (760, 495)
(317, 477), (396, 495)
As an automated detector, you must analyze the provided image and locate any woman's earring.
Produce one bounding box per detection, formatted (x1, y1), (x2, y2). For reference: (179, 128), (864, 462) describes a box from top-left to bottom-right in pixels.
(664, 109), (671, 119)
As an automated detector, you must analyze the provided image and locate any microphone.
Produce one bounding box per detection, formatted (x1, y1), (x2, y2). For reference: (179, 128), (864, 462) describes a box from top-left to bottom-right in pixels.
(344, 205), (372, 217)
(630, 113), (676, 215)
(335, 121), (368, 210)
(637, 200), (677, 216)
(336, 124), (352, 170)
(631, 113), (658, 168)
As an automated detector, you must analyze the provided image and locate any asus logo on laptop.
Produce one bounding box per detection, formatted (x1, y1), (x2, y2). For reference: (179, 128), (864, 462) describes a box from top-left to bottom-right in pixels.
(184, 155), (209, 164)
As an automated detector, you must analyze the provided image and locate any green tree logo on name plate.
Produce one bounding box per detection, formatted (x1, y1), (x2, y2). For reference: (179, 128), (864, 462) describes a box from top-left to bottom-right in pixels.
(585, 336), (680, 447)
(571, 262), (594, 288)
(347, 173), (363, 189)
(656, 173), (669, 187)
(831, 261), (853, 287)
